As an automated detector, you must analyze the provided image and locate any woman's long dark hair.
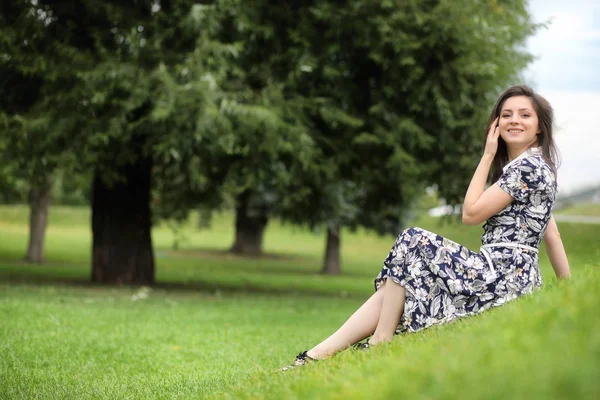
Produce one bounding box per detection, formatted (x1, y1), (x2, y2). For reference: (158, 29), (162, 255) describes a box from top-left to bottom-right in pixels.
(486, 85), (560, 182)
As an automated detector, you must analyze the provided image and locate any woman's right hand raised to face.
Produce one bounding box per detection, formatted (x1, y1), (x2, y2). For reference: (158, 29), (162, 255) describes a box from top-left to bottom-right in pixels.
(484, 117), (500, 157)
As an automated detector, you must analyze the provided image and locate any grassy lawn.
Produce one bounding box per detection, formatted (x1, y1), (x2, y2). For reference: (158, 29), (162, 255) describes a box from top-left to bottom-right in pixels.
(0, 205), (599, 399)
(556, 203), (600, 217)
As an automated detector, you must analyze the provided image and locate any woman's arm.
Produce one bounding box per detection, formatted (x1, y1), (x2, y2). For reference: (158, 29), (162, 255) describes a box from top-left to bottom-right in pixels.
(462, 157), (513, 225)
(462, 117), (513, 225)
(544, 214), (571, 279)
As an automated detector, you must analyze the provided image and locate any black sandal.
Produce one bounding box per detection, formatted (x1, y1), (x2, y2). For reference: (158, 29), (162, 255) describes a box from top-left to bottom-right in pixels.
(281, 351), (316, 371)
(352, 339), (370, 351)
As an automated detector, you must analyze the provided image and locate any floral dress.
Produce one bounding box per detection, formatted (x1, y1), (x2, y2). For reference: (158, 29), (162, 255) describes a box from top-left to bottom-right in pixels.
(374, 148), (557, 333)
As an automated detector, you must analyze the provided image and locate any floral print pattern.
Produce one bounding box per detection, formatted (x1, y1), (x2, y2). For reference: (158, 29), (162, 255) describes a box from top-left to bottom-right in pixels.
(374, 150), (556, 334)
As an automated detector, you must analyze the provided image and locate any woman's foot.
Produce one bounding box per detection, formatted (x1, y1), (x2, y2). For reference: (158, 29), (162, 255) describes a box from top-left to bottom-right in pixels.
(281, 351), (316, 371)
(368, 334), (393, 346)
(352, 339), (370, 351)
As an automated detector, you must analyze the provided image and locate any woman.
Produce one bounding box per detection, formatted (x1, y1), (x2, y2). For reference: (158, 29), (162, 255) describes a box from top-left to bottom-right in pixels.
(283, 85), (571, 370)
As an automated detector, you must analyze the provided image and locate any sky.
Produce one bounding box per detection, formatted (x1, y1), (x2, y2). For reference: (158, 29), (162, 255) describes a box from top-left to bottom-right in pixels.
(524, 0), (600, 195)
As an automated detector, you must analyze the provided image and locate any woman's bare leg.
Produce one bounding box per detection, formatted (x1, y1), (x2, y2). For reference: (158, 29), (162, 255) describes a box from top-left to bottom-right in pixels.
(370, 278), (406, 345)
(306, 286), (385, 359)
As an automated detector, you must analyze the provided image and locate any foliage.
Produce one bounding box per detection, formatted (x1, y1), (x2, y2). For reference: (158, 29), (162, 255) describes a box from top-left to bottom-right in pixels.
(0, 164), (28, 204)
(1, 0), (321, 225)
(279, 0), (540, 235)
(154, 1), (321, 226)
(0, 1), (225, 220)
(180, 0), (542, 241)
(0, 1), (541, 270)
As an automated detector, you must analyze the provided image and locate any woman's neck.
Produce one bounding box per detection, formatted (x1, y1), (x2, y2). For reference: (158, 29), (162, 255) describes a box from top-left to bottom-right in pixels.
(507, 142), (539, 161)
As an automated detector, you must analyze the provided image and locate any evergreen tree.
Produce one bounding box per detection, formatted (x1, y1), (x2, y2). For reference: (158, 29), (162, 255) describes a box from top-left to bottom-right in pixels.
(1, 1), (227, 282)
(202, 0), (540, 273)
(288, 0), (539, 273)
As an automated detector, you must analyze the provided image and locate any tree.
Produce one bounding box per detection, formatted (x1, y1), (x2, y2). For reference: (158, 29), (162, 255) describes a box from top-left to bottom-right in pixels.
(173, 2), (319, 256)
(0, 2), (63, 262)
(66, 1), (222, 284)
(1, 1), (227, 282)
(2, 0), (540, 281)
(224, 0), (540, 273)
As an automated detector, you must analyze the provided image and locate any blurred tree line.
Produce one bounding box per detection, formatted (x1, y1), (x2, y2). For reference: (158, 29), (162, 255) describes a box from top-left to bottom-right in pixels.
(0, 0), (539, 283)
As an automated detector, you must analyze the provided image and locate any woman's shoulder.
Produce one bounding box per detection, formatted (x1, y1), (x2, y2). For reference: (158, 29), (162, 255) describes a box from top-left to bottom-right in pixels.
(524, 153), (555, 179)
(500, 152), (556, 196)
(520, 153), (557, 193)
(506, 150), (554, 179)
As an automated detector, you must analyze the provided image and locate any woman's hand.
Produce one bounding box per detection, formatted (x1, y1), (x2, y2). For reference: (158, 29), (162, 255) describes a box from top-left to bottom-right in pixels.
(462, 115), (513, 225)
(484, 117), (500, 157)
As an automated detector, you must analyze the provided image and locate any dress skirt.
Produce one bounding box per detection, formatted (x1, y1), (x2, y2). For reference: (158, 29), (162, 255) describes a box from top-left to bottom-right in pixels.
(374, 227), (542, 334)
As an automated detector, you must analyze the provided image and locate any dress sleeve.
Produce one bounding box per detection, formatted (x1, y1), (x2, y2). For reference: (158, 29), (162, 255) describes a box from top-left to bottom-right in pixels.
(496, 158), (544, 202)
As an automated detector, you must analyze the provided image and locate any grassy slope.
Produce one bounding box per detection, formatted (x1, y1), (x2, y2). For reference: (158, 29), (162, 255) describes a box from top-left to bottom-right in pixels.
(0, 205), (599, 399)
(225, 269), (600, 400)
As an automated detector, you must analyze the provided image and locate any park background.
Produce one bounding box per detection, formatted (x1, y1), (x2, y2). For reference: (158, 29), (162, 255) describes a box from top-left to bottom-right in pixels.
(1, 1), (599, 399)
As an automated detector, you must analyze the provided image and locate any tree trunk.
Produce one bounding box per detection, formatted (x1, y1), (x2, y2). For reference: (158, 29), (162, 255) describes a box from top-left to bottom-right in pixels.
(321, 225), (341, 275)
(91, 157), (154, 285)
(230, 191), (268, 256)
(24, 175), (53, 263)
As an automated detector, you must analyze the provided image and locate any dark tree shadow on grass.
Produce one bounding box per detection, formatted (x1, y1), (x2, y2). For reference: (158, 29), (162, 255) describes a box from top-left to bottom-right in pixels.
(157, 248), (374, 278)
(0, 259), (368, 299)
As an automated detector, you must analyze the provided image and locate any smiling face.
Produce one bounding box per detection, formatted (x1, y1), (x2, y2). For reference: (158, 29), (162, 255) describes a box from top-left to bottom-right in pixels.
(498, 96), (540, 149)
(486, 85), (557, 182)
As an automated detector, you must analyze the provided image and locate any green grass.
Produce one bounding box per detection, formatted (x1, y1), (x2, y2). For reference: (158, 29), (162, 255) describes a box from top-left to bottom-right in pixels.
(0, 205), (599, 399)
(556, 203), (600, 217)
(0, 283), (359, 399)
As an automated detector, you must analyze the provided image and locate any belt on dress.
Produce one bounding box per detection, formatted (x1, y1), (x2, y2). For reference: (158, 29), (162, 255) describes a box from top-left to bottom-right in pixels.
(479, 242), (539, 284)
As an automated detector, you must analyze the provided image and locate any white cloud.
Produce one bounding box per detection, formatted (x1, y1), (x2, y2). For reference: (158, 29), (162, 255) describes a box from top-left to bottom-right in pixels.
(525, 0), (600, 91)
(546, 91), (600, 194)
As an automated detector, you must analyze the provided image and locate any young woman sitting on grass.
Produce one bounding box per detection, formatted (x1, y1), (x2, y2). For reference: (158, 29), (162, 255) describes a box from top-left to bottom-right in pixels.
(283, 85), (571, 371)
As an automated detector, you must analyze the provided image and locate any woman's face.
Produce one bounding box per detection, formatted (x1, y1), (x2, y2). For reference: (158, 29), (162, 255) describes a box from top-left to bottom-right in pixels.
(498, 95), (540, 148)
